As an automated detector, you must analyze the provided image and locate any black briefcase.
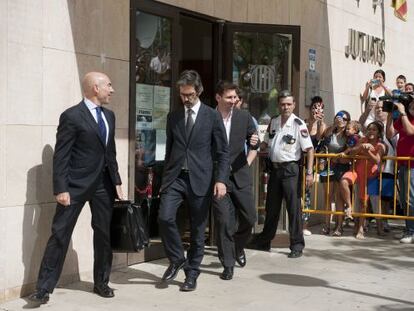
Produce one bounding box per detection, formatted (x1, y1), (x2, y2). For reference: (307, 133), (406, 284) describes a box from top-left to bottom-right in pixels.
(110, 200), (150, 252)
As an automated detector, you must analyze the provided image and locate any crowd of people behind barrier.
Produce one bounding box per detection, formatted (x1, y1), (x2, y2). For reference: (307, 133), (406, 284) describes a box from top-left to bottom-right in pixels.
(303, 69), (414, 243)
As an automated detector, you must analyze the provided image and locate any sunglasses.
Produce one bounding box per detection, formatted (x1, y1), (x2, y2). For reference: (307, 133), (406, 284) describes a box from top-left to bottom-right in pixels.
(335, 114), (349, 121)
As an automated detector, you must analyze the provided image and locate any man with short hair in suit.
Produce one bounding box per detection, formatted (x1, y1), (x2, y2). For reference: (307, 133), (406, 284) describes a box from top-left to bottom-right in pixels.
(213, 81), (259, 280)
(159, 70), (229, 291)
(29, 72), (124, 304)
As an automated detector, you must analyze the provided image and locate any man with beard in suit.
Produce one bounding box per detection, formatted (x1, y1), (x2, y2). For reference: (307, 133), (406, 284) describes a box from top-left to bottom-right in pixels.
(29, 72), (124, 304)
(213, 81), (259, 280)
(158, 70), (229, 291)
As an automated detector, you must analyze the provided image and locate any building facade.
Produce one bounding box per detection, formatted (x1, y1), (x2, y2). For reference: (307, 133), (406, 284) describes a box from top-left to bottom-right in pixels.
(1, 0), (413, 302)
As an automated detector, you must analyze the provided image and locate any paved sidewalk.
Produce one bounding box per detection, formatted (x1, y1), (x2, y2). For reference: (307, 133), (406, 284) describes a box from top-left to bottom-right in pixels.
(1, 230), (414, 311)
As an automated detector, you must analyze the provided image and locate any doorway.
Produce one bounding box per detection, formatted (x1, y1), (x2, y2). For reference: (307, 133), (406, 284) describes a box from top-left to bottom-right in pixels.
(131, 0), (300, 262)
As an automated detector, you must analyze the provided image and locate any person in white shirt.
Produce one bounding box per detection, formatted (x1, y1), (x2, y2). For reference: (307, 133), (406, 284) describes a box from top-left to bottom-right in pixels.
(250, 90), (314, 258)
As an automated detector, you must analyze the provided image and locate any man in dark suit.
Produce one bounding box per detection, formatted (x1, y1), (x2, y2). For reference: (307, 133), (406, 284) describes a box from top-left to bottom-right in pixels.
(158, 70), (229, 291)
(213, 81), (259, 280)
(29, 72), (124, 304)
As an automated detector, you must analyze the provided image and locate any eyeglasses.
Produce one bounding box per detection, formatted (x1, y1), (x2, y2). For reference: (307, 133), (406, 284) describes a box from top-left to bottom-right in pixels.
(180, 92), (197, 99)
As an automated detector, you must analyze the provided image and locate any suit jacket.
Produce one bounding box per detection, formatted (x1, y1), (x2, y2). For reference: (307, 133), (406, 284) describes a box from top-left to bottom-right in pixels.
(161, 103), (229, 196)
(53, 101), (122, 202)
(228, 109), (258, 189)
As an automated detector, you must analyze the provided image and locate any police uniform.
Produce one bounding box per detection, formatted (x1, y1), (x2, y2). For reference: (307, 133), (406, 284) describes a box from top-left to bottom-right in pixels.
(256, 113), (313, 252)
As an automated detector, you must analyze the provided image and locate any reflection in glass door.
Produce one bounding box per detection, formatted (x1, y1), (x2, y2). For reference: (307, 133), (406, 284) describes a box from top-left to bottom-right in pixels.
(135, 10), (172, 240)
(231, 32), (292, 121)
(224, 25), (298, 232)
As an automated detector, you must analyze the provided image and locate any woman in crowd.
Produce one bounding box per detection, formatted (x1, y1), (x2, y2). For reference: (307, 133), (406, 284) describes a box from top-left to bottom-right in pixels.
(319, 110), (351, 235)
(360, 69), (392, 126)
(303, 96), (327, 236)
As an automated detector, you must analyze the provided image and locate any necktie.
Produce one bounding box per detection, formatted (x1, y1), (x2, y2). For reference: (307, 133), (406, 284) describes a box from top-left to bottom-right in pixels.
(96, 106), (107, 144)
(186, 108), (194, 140)
(183, 108), (194, 171)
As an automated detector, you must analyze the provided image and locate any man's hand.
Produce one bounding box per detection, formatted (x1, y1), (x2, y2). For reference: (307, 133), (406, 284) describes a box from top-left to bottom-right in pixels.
(249, 133), (259, 147)
(213, 182), (226, 199)
(305, 174), (314, 188)
(56, 192), (70, 207)
(116, 185), (125, 200)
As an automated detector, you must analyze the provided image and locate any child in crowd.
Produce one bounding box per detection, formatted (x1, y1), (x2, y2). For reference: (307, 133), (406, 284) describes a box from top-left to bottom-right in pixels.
(395, 75), (406, 92)
(338, 121), (386, 239)
(405, 82), (414, 93)
(340, 120), (362, 219)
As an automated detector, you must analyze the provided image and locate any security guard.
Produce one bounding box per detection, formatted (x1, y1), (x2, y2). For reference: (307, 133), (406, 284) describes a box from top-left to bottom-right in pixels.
(252, 90), (314, 258)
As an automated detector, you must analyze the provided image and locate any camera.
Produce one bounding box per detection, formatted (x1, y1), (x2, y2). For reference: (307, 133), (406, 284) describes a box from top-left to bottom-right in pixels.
(371, 79), (380, 87)
(380, 92), (414, 113)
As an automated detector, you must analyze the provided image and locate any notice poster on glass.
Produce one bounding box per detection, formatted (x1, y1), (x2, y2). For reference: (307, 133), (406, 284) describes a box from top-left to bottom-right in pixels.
(136, 83), (154, 110)
(155, 130), (167, 161)
(137, 108), (153, 130)
(153, 85), (170, 129)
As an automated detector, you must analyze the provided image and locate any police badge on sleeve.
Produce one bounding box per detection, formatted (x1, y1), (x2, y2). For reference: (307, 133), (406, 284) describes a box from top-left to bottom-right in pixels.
(300, 129), (309, 138)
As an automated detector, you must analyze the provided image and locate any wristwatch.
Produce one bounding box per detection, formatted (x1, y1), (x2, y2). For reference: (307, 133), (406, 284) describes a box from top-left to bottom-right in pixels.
(306, 169), (313, 176)
(400, 112), (407, 116)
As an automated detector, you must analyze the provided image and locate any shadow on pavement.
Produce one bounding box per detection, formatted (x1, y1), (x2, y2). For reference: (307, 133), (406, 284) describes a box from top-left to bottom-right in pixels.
(260, 273), (414, 307)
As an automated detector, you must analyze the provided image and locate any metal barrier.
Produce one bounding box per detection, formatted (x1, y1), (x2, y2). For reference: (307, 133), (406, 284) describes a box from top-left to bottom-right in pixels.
(302, 153), (414, 220)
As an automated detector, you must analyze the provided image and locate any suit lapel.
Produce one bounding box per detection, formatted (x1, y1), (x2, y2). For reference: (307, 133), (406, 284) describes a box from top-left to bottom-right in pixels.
(176, 108), (186, 143)
(79, 101), (106, 148)
(102, 107), (112, 144)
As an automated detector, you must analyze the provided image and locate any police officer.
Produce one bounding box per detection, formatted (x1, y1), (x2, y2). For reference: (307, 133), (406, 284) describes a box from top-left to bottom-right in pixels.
(252, 90), (314, 258)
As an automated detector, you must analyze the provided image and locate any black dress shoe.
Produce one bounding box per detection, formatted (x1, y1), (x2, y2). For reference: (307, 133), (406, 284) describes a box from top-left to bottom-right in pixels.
(180, 276), (197, 291)
(93, 284), (115, 298)
(288, 250), (303, 258)
(162, 259), (186, 281)
(235, 249), (247, 267)
(28, 289), (49, 304)
(220, 266), (234, 280)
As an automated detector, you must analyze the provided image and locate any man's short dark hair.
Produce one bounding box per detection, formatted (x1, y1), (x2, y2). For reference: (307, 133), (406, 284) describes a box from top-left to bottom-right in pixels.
(397, 74), (407, 82)
(278, 90), (295, 102)
(177, 70), (204, 95)
(215, 80), (238, 96)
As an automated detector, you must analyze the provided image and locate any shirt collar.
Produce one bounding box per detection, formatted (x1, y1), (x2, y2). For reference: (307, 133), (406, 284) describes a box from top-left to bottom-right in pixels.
(284, 113), (296, 127)
(186, 99), (201, 115)
(84, 98), (100, 110)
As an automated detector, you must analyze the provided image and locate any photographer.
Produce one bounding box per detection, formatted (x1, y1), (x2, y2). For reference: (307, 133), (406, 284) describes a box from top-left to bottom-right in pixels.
(387, 96), (414, 243)
(361, 70), (392, 125)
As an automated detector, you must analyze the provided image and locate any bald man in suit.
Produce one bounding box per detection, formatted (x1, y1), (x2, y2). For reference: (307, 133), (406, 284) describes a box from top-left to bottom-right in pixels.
(29, 72), (124, 304)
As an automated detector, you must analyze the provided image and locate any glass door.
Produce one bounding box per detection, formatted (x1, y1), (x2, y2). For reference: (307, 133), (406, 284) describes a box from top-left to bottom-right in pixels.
(130, 1), (179, 263)
(224, 23), (300, 232)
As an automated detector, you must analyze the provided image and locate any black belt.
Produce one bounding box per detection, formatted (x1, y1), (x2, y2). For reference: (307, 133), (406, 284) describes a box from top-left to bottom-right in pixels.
(272, 161), (298, 169)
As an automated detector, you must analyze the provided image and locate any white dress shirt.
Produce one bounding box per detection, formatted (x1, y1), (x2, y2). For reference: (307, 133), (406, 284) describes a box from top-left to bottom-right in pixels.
(84, 98), (109, 144)
(185, 99), (201, 124)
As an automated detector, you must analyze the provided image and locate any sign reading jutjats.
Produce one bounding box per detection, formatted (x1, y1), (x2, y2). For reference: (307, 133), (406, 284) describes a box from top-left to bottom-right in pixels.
(345, 28), (385, 66)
